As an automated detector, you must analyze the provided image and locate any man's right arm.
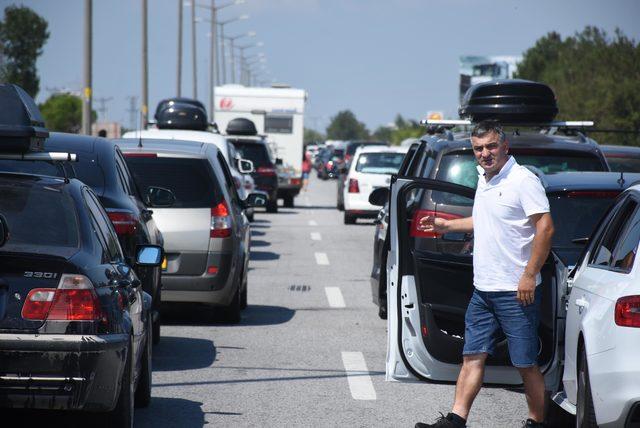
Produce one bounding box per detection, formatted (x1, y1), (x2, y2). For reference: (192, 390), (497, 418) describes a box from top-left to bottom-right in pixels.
(418, 215), (473, 234)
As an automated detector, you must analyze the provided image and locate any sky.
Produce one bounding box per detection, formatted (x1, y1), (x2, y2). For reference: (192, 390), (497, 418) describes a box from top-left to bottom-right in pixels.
(2, 0), (639, 133)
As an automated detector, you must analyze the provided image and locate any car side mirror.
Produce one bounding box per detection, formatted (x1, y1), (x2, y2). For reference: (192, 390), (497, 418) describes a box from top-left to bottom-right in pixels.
(136, 245), (163, 266)
(146, 186), (175, 207)
(244, 192), (267, 208)
(0, 214), (8, 247)
(369, 187), (389, 206)
(275, 158), (283, 166)
(238, 158), (254, 174)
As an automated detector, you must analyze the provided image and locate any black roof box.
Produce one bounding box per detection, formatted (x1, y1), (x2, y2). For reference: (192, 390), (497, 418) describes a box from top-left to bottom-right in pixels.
(459, 79), (558, 124)
(0, 83), (49, 152)
(154, 97), (207, 121)
(226, 118), (258, 136)
(156, 102), (208, 131)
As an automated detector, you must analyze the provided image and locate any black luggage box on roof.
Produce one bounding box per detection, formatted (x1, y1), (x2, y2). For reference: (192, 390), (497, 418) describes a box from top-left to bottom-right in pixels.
(0, 84), (49, 153)
(226, 118), (258, 136)
(155, 102), (208, 131)
(154, 97), (207, 121)
(459, 79), (558, 124)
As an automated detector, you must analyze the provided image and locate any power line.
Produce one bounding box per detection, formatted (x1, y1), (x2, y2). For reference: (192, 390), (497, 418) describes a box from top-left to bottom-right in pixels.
(95, 96), (113, 121)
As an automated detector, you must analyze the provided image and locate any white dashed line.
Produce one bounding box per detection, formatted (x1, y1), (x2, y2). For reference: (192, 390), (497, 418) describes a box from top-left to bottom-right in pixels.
(324, 287), (345, 308)
(310, 232), (322, 241)
(341, 352), (377, 400)
(315, 252), (329, 265)
(308, 220), (318, 226)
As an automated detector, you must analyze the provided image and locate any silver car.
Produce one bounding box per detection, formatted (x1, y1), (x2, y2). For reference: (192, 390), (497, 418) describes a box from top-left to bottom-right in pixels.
(116, 139), (261, 323)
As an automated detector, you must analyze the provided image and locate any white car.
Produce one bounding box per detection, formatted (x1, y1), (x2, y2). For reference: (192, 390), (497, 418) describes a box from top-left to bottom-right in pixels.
(342, 145), (408, 224)
(553, 183), (640, 427)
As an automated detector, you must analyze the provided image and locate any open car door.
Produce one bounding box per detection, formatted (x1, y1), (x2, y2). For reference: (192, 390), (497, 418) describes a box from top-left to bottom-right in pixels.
(386, 176), (565, 387)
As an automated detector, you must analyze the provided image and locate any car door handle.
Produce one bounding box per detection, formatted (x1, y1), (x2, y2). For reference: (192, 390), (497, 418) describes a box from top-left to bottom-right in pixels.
(575, 297), (589, 314)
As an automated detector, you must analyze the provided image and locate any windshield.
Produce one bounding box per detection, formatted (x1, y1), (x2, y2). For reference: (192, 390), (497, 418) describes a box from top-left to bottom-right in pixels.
(125, 156), (222, 208)
(0, 179), (79, 255)
(355, 152), (405, 174)
(231, 141), (273, 167)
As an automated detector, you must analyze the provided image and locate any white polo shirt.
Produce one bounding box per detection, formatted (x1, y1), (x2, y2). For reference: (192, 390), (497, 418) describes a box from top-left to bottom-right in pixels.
(472, 156), (550, 292)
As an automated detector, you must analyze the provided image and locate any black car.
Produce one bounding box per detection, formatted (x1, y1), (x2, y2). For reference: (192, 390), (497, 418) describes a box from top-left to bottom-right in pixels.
(370, 128), (611, 319)
(0, 172), (162, 425)
(601, 144), (640, 172)
(317, 145), (345, 180)
(0, 134), (166, 344)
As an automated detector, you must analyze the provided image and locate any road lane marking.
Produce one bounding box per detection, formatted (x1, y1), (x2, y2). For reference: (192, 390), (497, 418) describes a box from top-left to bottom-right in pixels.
(310, 232), (322, 241)
(341, 352), (377, 400)
(308, 220), (318, 226)
(325, 287), (345, 308)
(315, 252), (329, 265)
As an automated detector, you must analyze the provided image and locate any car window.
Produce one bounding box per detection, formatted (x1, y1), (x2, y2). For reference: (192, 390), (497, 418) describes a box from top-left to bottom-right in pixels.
(114, 155), (131, 195)
(115, 149), (136, 196)
(216, 152), (242, 209)
(355, 152), (405, 174)
(610, 204), (640, 272)
(231, 141), (272, 167)
(605, 156), (640, 173)
(125, 155), (222, 208)
(84, 189), (124, 263)
(0, 179), (79, 255)
(0, 159), (67, 177)
(590, 200), (638, 268)
(265, 115), (293, 134)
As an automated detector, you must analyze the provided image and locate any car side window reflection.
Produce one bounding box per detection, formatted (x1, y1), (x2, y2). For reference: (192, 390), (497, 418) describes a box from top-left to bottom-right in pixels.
(82, 188), (110, 263)
(85, 189), (125, 263)
(590, 200), (638, 268)
(216, 152), (241, 209)
(610, 203), (640, 273)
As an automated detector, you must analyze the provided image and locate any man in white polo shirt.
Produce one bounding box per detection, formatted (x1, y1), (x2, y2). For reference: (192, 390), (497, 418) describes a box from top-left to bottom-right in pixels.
(415, 120), (555, 428)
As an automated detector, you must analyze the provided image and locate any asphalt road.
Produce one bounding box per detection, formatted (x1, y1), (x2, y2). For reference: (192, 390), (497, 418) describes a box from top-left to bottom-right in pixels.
(15, 175), (529, 427)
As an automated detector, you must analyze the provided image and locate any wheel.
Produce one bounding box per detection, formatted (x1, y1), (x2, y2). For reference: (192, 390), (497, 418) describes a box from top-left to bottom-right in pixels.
(576, 346), (598, 427)
(283, 194), (294, 208)
(223, 287), (242, 323)
(135, 318), (152, 408)
(337, 201), (344, 211)
(152, 314), (161, 346)
(107, 339), (134, 428)
(266, 199), (278, 213)
(344, 212), (356, 224)
(241, 285), (247, 309)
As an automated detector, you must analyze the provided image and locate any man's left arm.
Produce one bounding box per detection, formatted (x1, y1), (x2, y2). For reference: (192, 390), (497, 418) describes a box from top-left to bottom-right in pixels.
(517, 212), (555, 305)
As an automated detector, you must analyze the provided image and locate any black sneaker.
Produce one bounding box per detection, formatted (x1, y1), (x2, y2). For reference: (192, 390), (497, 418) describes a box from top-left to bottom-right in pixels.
(415, 413), (466, 428)
(521, 418), (545, 427)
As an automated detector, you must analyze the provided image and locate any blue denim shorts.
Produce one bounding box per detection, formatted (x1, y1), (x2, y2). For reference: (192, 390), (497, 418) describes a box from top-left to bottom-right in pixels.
(462, 287), (542, 368)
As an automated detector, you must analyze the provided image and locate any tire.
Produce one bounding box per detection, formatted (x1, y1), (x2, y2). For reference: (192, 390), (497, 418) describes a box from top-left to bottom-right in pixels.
(337, 201), (344, 211)
(241, 285), (248, 310)
(283, 194), (294, 208)
(107, 339), (134, 428)
(344, 213), (356, 224)
(223, 287), (242, 324)
(135, 318), (152, 408)
(576, 347), (598, 428)
(152, 315), (161, 346)
(266, 199), (278, 213)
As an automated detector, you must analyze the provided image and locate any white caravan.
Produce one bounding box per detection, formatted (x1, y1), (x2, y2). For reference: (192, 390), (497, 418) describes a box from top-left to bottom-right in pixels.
(215, 84), (307, 207)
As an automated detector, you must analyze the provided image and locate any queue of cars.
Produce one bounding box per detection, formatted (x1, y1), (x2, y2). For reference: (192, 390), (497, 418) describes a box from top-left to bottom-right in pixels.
(0, 85), (266, 424)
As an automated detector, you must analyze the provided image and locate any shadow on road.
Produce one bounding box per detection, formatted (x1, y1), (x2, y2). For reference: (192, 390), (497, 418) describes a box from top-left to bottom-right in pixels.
(294, 205), (338, 210)
(249, 239), (270, 248)
(161, 304), (295, 327)
(135, 397), (206, 428)
(152, 336), (216, 371)
(250, 250), (280, 261)
(250, 229), (266, 237)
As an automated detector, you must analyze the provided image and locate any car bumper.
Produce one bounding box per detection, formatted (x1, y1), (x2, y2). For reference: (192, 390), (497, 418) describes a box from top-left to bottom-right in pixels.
(344, 194), (380, 213)
(0, 333), (128, 411)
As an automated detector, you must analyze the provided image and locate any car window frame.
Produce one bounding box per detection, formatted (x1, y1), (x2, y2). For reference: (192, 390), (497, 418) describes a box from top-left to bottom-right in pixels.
(83, 188), (125, 263)
(215, 150), (242, 212)
(609, 195), (640, 274)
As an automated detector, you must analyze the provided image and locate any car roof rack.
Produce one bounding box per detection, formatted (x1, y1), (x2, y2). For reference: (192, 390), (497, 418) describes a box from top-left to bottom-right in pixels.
(0, 151), (78, 183)
(420, 119), (595, 129)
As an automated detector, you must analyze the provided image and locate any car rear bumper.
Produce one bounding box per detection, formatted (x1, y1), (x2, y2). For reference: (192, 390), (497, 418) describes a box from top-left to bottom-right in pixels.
(345, 209), (379, 218)
(0, 333), (128, 411)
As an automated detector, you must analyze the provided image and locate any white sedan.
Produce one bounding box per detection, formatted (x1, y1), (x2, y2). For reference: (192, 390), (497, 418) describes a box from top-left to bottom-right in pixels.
(554, 182), (640, 427)
(343, 145), (408, 224)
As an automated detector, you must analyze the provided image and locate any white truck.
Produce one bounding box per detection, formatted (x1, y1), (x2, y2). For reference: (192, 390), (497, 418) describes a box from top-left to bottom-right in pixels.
(214, 84), (307, 207)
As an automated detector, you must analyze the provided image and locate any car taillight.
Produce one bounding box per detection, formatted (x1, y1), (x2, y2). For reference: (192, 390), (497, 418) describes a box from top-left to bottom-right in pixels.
(291, 178), (301, 186)
(107, 210), (137, 236)
(326, 161), (334, 169)
(257, 167), (276, 177)
(410, 209), (463, 238)
(211, 201), (232, 238)
(22, 275), (103, 321)
(348, 178), (360, 193)
(615, 295), (640, 328)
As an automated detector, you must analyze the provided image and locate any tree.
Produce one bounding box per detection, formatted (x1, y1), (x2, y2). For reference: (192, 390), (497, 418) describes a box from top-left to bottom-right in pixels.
(516, 27), (640, 146)
(0, 5), (49, 98)
(304, 127), (324, 145)
(39, 93), (96, 133)
(325, 110), (369, 140)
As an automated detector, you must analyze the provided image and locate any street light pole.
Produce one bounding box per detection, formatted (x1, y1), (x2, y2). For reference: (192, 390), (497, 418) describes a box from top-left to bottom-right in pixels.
(209, 0), (216, 121)
(216, 15), (248, 84)
(142, 0), (149, 128)
(81, 0), (92, 135)
(191, 0), (197, 99)
(224, 32), (254, 83)
(177, 0), (182, 97)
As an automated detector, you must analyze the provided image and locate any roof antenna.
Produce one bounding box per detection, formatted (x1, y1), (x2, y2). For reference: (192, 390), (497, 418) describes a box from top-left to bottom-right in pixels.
(618, 171), (625, 187)
(137, 106), (143, 148)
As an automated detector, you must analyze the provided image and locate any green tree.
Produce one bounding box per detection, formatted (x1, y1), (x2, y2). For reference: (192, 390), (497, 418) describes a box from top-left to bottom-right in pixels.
(0, 5), (49, 98)
(39, 93), (96, 133)
(372, 125), (393, 142)
(326, 110), (369, 140)
(516, 26), (640, 146)
(304, 127), (324, 145)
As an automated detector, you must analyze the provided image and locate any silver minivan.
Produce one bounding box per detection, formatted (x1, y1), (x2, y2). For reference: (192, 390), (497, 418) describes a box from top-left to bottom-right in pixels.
(116, 139), (264, 323)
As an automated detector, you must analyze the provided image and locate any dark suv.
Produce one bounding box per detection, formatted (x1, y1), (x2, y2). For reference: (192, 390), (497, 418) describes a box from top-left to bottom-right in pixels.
(0, 134), (166, 344)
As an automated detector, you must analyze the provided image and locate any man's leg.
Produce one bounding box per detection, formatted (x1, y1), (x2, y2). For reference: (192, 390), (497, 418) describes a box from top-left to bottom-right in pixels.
(451, 353), (488, 420)
(518, 365), (545, 422)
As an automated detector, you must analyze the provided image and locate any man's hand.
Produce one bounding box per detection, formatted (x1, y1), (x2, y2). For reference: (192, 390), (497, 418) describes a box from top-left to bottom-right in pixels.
(418, 215), (448, 234)
(517, 272), (536, 305)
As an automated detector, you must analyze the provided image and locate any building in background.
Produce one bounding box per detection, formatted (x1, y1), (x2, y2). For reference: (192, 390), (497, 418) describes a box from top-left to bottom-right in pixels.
(92, 121), (121, 138)
(459, 55), (521, 102)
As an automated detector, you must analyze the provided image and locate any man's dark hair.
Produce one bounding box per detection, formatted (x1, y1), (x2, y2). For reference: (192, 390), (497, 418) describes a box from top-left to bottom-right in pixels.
(471, 120), (505, 143)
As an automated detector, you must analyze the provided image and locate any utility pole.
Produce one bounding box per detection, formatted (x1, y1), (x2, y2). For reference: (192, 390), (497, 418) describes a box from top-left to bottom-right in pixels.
(191, 0), (197, 99)
(209, 0), (216, 121)
(81, 0), (92, 135)
(177, 0), (183, 96)
(126, 95), (139, 130)
(95, 96), (113, 121)
(142, 0), (149, 128)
